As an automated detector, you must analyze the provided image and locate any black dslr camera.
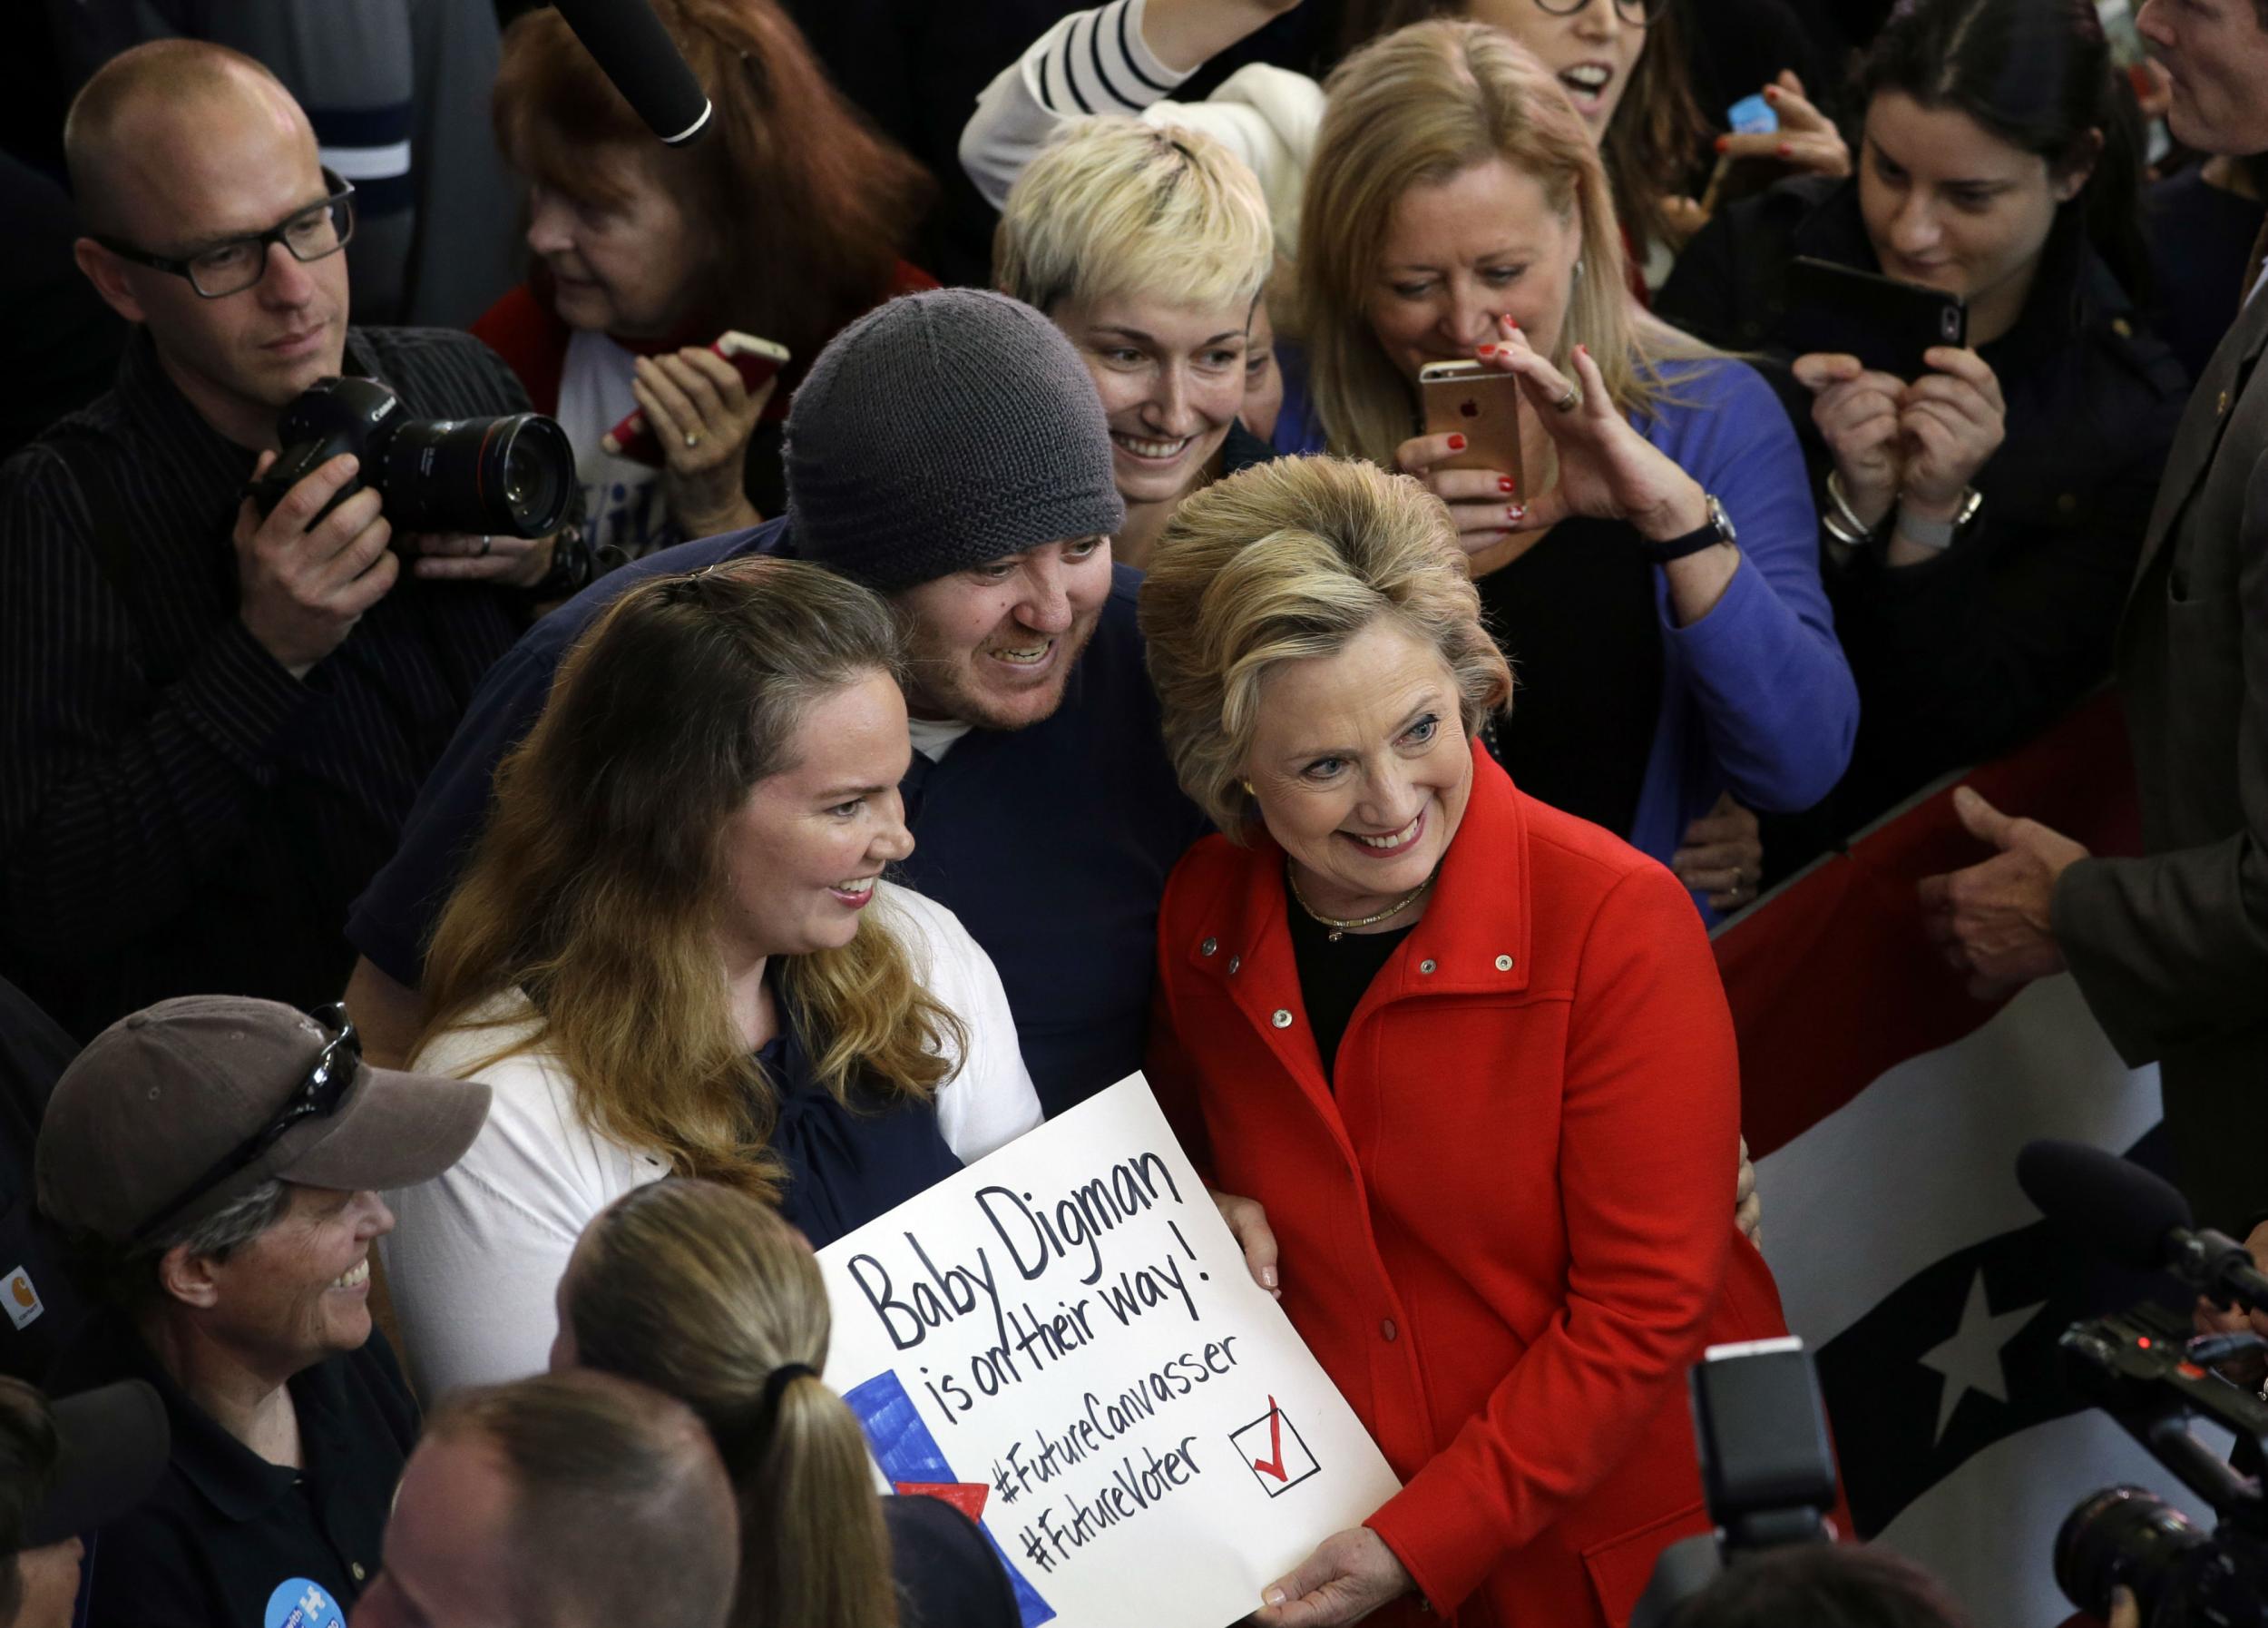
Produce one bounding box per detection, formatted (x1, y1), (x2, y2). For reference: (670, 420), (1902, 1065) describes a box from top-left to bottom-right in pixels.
(245, 377), (575, 539)
(1630, 1336), (1843, 1628)
(2050, 1300), (2268, 1628)
(2018, 1139), (2268, 1628)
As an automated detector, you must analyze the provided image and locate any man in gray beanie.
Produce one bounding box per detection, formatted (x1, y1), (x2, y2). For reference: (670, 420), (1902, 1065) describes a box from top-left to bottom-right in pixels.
(339, 289), (1212, 1117)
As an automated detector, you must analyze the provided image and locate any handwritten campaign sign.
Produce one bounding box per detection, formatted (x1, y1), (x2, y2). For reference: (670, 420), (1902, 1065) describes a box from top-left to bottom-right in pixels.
(818, 1075), (1402, 1628)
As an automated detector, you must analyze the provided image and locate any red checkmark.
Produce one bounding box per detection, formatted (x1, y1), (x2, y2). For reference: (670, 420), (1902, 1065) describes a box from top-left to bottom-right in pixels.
(1251, 1397), (1288, 1481)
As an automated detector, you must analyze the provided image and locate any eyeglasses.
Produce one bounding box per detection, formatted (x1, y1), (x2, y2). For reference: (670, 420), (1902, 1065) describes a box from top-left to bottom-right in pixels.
(129, 1004), (363, 1243)
(1530, 0), (1674, 25)
(95, 170), (357, 299)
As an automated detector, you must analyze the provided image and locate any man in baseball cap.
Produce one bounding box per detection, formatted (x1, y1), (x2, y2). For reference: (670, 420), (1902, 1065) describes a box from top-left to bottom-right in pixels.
(0, 1376), (168, 1628)
(34, 995), (489, 1628)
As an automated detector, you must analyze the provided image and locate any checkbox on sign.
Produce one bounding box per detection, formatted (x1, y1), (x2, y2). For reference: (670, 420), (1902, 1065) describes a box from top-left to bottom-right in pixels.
(1230, 1397), (1320, 1496)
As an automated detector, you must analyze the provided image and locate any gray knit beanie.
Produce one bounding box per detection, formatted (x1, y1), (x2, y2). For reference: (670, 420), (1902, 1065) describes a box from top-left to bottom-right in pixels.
(784, 289), (1127, 593)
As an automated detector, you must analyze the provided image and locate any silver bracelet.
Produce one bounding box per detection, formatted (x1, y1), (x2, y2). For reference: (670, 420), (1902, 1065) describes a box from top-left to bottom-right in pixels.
(1823, 470), (1883, 544)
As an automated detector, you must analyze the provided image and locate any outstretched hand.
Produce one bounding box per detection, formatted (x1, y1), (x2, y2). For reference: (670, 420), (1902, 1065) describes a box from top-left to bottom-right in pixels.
(1917, 787), (2087, 999)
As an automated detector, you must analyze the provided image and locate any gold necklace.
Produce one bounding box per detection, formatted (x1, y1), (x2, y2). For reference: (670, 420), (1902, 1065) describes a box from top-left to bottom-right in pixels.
(1285, 860), (1437, 943)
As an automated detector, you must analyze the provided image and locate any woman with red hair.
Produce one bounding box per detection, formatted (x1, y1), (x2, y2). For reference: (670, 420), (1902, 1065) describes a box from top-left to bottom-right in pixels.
(480, 0), (935, 564)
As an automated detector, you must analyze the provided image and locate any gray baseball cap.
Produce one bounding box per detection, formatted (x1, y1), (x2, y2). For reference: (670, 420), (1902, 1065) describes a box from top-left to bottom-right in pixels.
(35, 995), (492, 1243)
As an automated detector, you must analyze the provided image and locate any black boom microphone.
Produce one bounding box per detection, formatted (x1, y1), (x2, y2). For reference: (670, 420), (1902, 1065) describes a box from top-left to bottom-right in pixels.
(2018, 1139), (2268, 1313)
(550, 0), (713, 146)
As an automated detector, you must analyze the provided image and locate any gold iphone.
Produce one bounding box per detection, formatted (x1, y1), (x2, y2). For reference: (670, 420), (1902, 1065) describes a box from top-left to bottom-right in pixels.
(1418, 360), (1525, 492)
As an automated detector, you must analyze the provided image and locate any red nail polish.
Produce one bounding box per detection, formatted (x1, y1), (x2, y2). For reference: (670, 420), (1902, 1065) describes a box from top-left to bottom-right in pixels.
(1777, 142), (1793, 159)
(1477, 343), (1498, 357)
(1508, 504), (1527, 523)
(1576, 344), (1589, 359)
(1714, 134), (1730, 153)
(1764, 84), (1781, 101)
(1499, 476), (1517, 495)
(1447, 433), (1467, 451)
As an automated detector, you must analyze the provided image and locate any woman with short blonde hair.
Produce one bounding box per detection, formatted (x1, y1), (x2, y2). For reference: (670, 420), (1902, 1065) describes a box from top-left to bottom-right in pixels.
(555, 1180), (1017, 1628)
(995, 118), (1279, 566)
(384, 556), (1041, 1397)
(1139, 455), (1793, 1628)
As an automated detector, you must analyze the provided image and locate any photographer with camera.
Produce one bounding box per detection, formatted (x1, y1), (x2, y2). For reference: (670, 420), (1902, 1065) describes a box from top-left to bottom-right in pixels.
(0, 42), (580, 1043)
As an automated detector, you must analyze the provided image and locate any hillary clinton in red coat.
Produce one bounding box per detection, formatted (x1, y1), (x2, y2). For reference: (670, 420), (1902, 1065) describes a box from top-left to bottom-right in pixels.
(1138, 457), (1792, 1628)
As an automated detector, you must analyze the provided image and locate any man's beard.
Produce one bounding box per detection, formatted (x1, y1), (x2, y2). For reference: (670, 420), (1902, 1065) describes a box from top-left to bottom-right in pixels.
(900, 612), (1100, 731)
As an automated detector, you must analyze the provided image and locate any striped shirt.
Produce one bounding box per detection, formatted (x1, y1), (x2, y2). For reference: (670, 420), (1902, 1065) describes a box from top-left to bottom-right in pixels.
(0, 327), (528, 1039)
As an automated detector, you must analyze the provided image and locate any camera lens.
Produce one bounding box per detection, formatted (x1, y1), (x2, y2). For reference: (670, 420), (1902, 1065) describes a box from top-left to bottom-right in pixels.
(2056, 1486), (2204, 1623)
(376, 412), (575, 538)
(491, 416), (574, 535)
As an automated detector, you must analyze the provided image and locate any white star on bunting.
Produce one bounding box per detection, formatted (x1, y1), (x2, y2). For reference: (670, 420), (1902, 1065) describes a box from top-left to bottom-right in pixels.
(1919, 1267), (2047, 1446)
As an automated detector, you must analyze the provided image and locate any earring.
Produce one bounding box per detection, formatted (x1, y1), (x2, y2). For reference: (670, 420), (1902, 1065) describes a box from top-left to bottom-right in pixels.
(1240, 780), (1256, 797)
(1572, 258), (1585, 282)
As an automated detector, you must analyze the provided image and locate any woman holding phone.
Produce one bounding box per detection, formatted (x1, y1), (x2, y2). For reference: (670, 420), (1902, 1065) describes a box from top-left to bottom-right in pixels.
(1656, 0), (2185, 824)
(479, 0), (936, 563)
(1301, 21), (1853, 916)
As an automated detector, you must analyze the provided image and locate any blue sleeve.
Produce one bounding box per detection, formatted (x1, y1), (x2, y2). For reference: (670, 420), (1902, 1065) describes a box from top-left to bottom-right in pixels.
(343, 633), (556, 986)
(1645, 360), (1858, 813)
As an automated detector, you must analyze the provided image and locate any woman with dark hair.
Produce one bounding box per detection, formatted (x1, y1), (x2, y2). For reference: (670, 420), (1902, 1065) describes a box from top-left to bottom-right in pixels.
(1657, 0), (2188, 826)
(553, 1180), (1018, 1628)
(384, 557), (1041, 1398)
(479, 0), (936, 561)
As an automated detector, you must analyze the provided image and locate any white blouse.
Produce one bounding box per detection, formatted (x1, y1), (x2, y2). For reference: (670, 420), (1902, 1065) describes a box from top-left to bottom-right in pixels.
(380, 883), (1042, 1398)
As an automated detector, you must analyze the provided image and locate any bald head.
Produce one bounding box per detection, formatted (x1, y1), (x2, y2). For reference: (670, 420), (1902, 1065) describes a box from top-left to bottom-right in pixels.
(64, 40), (312, 240)
(356, 1372), (738, 1628)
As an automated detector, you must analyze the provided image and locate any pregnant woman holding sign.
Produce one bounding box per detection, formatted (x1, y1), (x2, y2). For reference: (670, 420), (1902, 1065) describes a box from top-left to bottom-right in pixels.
(1139, 456), (1793, 1628)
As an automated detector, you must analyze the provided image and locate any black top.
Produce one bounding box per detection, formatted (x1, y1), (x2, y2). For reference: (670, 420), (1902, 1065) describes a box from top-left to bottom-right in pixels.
(0, 976), (90, 1386)
(2146, 163), (2268, 386)
(883, 1490), (1021, 1628)
(751, 1009), (964, 1250)
(0, 152), (125, 465)
(1285, 887), (1416, 1085)
(1473, 517), (1665, 839)
(57, 1309), (417, 1628)
(1657, 176), (2188, 829)
(0, 327), (533, 1041)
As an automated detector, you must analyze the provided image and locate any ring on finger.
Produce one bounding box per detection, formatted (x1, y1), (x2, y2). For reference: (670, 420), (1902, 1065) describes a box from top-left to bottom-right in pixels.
(1551, 384), (1581, 415)
(684, 430), (702, 450)
(477, 536), (491, 558)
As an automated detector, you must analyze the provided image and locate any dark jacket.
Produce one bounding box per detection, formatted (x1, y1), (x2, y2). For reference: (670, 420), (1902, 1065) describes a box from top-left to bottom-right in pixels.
(2055, 273), (2268, 1233)
(1657, 177), (2189, 826)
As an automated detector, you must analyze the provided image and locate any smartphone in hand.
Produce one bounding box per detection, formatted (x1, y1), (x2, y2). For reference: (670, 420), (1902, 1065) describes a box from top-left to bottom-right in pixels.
(1419, 361), (1525, 495)
(601, 330), (790, 466)
(1782, 258), (1967, 381)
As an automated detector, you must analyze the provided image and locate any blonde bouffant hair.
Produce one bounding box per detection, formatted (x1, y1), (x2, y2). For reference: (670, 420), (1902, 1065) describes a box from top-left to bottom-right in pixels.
(994, 116), (1275, 319)
(568, 1180), (895, 1628)
(415, 556), (963, 1206)
(1298, 19), (1713, 466)
(1138, 456), (1511, 837)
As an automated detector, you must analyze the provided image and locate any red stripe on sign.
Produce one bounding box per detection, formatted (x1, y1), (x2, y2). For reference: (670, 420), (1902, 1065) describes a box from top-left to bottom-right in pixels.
(1714, 692), (2143, 1159)
(894, 1481), (990, 1523)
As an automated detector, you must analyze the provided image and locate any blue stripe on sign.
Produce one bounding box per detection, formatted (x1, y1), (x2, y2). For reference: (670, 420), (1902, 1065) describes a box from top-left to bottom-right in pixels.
(844, 1371), (1058, 1628)
(305, 102), (415, 149)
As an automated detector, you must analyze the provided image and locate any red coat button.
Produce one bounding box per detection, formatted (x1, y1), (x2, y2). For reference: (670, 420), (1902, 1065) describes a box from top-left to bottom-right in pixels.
(1381, 1319), (1398, 1341)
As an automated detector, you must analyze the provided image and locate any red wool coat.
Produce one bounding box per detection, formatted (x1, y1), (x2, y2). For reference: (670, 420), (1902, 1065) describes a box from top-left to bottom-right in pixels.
(1148, 743), (1790, 1628)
